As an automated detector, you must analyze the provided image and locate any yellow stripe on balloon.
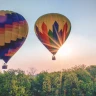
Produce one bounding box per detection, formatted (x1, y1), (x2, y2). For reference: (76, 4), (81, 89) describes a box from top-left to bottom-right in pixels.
(12, 22), (19, 41)
(0, 34), (5, 46)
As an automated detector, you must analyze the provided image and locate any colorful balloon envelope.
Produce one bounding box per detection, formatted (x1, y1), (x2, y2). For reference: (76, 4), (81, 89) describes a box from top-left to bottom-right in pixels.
(0, 10), (28, 68)
(34, 13), (71, 60)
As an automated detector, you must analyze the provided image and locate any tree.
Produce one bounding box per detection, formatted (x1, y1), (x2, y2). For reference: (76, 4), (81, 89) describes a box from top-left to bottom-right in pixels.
(43, 75), (51, 96)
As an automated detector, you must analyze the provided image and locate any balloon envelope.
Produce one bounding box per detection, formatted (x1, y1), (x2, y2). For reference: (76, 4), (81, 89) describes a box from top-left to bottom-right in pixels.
(0, 10), (28, 63)
(34, 13), (71, 59)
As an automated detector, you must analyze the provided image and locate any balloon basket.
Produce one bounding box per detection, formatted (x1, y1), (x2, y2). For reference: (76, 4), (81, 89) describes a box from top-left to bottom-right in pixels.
(2, 64), (7, 69)
(52, 55), (56, 60)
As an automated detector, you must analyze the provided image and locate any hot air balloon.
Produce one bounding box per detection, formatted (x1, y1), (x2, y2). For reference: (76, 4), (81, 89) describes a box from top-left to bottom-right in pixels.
(34, 13), (71, 60)
(0, 10), (28, 69)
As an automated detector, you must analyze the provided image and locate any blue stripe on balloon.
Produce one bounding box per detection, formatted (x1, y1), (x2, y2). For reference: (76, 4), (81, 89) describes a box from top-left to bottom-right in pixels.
(0, 37), (25, 63)
(0, 44), (10, 57)
(53, 21), (59, 42)
(5, 14), (13, 24)
(12, 13), (19, 22)
(17, 13), (25, 21)
(0, 12), (25, 28)
(2, 56), (11, 63)
(0, 23), (4, 27)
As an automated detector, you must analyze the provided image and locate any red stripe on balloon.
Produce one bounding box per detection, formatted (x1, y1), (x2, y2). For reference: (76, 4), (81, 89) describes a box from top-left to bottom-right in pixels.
(5, 47), (20, 56)
(5, 24), (12, 31)
(0, 28), (5, 34)
(13, 22), (19, 27)
(41, 22), (50, 44)
(62, 22), (68, 42)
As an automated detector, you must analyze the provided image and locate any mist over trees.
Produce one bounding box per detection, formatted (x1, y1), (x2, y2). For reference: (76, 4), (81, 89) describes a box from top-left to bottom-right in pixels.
(0, 64), (96, 96)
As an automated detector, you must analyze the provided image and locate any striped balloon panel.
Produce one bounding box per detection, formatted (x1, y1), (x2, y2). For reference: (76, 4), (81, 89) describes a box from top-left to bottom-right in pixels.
(0, 10), (28, 63)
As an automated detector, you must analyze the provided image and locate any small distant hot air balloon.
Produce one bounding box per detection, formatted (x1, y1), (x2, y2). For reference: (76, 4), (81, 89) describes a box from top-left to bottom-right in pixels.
(34, 13), (71, 60)
(0, 10), (28, 69)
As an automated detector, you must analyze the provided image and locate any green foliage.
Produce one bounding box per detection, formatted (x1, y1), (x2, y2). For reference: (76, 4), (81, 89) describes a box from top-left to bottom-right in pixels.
(0, 65), (96, 96)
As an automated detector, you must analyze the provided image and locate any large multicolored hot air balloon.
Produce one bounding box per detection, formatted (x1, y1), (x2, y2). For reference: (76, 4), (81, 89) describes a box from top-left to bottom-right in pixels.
(34, 13), (71, 60)
(0, 10), (28, 69)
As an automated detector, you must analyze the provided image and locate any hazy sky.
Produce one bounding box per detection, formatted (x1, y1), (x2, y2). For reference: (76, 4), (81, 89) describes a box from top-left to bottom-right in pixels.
(0, 0), (96, 73)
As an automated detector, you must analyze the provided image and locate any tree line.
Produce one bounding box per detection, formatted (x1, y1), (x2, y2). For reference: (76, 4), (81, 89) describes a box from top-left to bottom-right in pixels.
(0, 64), (96, 96)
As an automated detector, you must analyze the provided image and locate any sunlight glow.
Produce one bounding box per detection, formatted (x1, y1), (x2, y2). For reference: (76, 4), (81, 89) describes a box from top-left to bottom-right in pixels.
(57, 43), (73, 57)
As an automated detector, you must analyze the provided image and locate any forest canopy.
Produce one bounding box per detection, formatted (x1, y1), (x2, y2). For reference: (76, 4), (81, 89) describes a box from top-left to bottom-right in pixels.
(0, 64), (96, 96)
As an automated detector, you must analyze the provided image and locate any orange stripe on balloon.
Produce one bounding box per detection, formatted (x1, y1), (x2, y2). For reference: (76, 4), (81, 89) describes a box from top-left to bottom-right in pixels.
(43, 42), (59, 49)
(49, 49), (58, 52)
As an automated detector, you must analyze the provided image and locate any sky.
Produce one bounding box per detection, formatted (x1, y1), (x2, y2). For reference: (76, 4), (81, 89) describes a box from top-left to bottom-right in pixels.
(0, 0), (96, 73)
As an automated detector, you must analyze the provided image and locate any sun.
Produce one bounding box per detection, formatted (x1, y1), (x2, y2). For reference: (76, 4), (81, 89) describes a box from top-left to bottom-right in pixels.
(57, 43), (72, 57)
